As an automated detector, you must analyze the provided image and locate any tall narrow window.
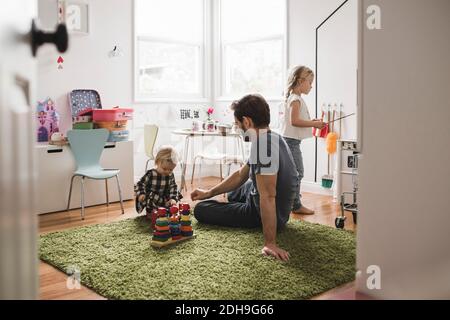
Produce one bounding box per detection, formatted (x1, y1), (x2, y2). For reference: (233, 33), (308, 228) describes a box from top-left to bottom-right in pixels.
(135, 0), (205, 101)
(220, 0), (286, 98)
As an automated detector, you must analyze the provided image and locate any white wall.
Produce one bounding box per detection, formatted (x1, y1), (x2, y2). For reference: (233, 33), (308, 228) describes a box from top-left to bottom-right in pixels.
(37, 0), (211, 181)
(315, 0), (358, 197)
(37, 0), (133, 134)
(37, 0), (357, 191)
(288, 0), (355, 194)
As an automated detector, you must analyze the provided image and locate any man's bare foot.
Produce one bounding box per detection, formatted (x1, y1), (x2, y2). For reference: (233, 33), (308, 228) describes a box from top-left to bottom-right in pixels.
(292, 206), (315, 215)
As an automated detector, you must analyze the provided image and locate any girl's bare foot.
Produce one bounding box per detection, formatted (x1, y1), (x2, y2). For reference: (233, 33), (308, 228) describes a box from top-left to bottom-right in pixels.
(292, 206), (315, 215)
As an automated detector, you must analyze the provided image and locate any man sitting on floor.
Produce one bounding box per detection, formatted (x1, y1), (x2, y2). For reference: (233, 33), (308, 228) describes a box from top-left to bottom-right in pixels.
(191, 94), (299, 261)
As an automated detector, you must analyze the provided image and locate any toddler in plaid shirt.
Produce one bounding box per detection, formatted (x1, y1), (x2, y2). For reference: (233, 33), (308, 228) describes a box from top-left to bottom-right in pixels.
(135, 145), (183, 213)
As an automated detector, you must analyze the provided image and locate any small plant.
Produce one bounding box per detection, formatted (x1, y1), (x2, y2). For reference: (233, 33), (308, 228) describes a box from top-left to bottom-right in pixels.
(206, 107), (214, 121)
(205, 107), (215, 132)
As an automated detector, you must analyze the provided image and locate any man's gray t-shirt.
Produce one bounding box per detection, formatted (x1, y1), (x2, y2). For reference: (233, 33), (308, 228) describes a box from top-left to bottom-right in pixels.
(246, 130), (298, 227)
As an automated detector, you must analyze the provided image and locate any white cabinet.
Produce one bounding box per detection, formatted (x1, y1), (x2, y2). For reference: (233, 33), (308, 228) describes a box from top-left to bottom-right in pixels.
(334, 140), (358, 203)
(36, 141), (134, 214)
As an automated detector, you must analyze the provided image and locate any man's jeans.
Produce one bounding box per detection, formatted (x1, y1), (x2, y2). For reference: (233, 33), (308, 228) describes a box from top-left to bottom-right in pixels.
(283, 137), (303, 211)
(194, 180), (262, 228)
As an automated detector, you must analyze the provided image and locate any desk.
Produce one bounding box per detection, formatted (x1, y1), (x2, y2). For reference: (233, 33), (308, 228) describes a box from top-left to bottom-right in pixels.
(172, 129), (246, 191)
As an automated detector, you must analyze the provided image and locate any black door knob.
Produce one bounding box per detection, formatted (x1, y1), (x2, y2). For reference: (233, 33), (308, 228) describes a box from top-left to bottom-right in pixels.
(30, 20), (68, 57)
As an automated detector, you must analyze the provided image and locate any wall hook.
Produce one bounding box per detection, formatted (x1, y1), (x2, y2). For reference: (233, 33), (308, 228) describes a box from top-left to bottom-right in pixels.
(109, 45), (123, 58)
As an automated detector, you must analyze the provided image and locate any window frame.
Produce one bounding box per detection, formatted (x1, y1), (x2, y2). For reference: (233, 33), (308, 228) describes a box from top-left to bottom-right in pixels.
(133, 0), (211, 103)
(221, 35), (286, 99)
(133, 0), (287, 103)
(214, 0), (288, 102)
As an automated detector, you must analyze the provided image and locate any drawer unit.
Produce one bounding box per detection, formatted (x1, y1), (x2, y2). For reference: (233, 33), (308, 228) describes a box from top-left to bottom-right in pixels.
(36, 140), (134, 214)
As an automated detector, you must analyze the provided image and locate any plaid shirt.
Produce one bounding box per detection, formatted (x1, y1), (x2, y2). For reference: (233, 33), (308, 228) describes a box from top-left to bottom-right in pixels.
(134, 169), (183, 213)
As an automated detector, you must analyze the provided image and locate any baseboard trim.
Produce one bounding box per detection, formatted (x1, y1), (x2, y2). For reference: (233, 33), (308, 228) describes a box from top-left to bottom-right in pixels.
(301, 181), (334, 196)
(135, 171), (335, 198)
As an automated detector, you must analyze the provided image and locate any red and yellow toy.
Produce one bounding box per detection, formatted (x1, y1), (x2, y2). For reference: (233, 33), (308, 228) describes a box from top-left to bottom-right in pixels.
(152, 207), (171, 243)
(151, 203), (195, 248)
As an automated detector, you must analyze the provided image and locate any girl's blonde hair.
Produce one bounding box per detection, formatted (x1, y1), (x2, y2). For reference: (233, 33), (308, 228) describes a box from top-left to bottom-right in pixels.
(155, 145), (179, 166)
(285, 66), (314, 100)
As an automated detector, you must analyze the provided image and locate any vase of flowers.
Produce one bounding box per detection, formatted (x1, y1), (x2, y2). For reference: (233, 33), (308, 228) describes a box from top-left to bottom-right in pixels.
(204, 107), (215, 132)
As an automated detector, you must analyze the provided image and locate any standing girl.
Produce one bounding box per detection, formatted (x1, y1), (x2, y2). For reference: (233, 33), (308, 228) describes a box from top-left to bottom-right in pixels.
(280, 66), (325, 215)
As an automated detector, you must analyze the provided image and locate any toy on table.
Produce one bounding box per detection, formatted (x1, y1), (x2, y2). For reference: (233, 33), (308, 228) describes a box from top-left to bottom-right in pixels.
(69, 89), (133, 141)
(69, 89), (102, 118)
(69, 89), (101, 130)
(150, 203), (195, 248)
(73, 108), (95, 130)
(93, 107), (133, 142)
(49, 132), (69, 146)
(36, 97), (60, 142)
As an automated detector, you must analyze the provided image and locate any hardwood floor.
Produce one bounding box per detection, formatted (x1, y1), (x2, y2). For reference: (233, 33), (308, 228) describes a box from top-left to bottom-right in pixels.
(39, 177), (356, 300)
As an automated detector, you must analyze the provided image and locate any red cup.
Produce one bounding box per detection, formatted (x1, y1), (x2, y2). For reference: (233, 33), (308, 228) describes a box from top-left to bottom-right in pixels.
(312, 123), (329, 138)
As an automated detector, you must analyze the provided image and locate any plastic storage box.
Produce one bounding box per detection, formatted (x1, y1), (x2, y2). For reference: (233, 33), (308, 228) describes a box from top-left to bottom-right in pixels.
(95, 121), (127, 131)
(69, 90), (102, 118)
(73, 115), (92, 123)
(92, 108), (133, 122)
(73, 122), (94, 130)
(108, 130), (129, 142)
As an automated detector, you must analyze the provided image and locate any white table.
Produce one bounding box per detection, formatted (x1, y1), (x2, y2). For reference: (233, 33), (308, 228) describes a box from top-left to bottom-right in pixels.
(172, 129), (246, 191)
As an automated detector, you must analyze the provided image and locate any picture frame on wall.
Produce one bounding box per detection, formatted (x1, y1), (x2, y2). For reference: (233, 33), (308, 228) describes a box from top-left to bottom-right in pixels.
(58, 0), (89, 35)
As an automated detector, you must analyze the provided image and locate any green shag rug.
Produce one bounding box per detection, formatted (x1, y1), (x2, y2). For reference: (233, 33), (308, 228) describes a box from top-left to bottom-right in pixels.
(39, 217), (356, 300)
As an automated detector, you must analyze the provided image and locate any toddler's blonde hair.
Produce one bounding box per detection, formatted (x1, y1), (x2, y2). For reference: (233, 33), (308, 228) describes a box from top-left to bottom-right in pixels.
(285, 66), (314, 100)
(155, 145), (179, 166)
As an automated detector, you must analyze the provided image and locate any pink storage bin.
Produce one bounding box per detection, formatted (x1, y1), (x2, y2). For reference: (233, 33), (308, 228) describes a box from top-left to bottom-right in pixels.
(92, 107), (133, 122)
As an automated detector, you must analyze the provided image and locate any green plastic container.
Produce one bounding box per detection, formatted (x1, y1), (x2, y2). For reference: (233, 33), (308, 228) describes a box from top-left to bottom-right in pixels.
(321, 176), (333, 189)
(73, 122), (94, 130)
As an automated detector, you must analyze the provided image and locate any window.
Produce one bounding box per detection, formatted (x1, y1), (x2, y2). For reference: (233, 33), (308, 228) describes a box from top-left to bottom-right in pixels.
(135, 0), (205, 101)
(134, 0), (286, 102)
(219, 0), (286, 99)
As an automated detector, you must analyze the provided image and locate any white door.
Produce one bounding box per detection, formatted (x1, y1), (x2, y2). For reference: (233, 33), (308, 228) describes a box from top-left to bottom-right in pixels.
(357, 0), (450, 299)
(0, 0), (68, 299)
(0, 0), (39, 299)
